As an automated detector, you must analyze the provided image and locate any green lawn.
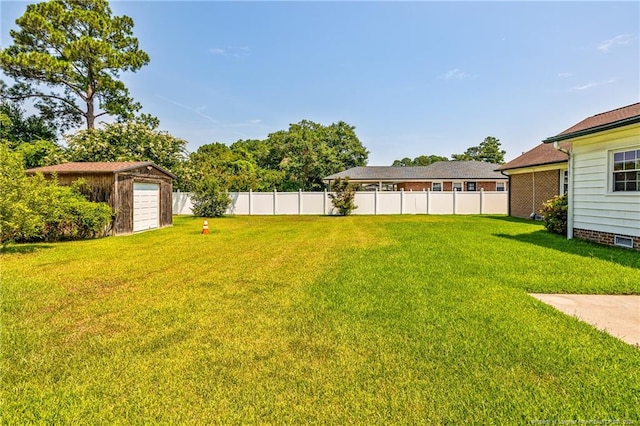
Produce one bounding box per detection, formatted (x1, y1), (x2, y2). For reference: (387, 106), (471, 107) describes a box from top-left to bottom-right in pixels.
(1, 215), (639, 424)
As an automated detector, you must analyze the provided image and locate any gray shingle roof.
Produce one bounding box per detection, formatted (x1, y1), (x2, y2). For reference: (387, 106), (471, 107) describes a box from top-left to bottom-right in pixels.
(325, 161), (508, 181)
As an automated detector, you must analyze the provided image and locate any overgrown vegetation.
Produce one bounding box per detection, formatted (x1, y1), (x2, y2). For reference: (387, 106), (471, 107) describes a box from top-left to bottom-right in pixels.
(1, 216), (638, 423)
(0, 145), (111, 248)
(328, 177), (357, 215)
(541, 193), (568, 235)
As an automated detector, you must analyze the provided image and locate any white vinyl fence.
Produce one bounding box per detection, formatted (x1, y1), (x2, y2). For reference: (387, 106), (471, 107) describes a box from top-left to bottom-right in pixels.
(173, 190), (508, 216)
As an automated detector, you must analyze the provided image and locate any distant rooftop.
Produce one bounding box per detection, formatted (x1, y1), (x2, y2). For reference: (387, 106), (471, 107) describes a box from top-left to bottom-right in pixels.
(325, 161), (508, 182)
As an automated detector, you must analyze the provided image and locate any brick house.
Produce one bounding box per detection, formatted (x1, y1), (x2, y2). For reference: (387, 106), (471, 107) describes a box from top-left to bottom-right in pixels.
(543, 103), (640, 250)
(325, 161), (508, 192)
(495, 143), (569, 219)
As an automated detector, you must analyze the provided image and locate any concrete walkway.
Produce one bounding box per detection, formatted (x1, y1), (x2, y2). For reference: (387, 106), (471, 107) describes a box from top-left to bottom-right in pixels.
(530, 294), (640, 347)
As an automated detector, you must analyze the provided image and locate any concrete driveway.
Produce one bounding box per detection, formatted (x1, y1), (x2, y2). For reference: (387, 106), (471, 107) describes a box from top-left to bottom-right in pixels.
(530, 294), (640, 347)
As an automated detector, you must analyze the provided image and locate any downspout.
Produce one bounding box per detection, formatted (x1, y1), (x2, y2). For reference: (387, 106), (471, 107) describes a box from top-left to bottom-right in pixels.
(552, 142), (573, 239)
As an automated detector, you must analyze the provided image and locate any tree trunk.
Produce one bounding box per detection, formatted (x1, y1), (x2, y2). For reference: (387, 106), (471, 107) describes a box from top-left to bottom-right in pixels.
(86, 83), (95, 129)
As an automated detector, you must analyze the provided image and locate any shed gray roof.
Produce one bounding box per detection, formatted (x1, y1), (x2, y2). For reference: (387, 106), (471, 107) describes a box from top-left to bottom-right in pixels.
(325, 161), (507, 182)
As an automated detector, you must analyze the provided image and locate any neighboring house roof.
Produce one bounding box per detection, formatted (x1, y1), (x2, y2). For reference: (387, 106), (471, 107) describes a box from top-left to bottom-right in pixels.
(543, 102), (640, 143)
(26, 161), (176, 179)
(496, 142), (569, 172)
(325, 161), (508, 182)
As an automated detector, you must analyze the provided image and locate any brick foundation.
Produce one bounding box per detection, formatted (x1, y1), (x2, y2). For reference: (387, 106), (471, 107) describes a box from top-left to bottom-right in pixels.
(573, 228), (640, 250)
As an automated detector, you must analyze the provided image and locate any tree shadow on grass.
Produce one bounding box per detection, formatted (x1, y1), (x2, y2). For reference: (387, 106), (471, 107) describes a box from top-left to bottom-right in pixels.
(493, 230), (640, 270)
(1, 244), (55, 255)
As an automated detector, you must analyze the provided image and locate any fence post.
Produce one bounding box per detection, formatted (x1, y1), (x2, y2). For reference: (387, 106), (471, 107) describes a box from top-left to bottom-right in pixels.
(298, 189), (302, 215)
(400, 189), (404, 214)
(480, 188), (484, 214)
(248, 189), (252, 215)
(273, 190), (277, 215)
(453, 189), (457, 215)
(324, 189), (328, 215)
(426, 188), (430, 215)
(375, 188), (378, 215)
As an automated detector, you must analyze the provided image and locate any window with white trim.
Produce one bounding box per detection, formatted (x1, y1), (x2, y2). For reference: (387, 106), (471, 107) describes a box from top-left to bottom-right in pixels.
(613, 149), (640, 192)
(432, 182), (442, 191)
(561, 170), (569, 194)
(496, 182), (505, 192)
(453, 182), (462, 192)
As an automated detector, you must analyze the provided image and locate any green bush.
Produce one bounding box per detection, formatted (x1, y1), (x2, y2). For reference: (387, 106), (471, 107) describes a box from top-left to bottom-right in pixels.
(1, 145), (112, 248)
(328, 177), (357, 216)
(541, 193), (568, 236)
(191, 177), (231, 218)
(18, 175), (112, 242)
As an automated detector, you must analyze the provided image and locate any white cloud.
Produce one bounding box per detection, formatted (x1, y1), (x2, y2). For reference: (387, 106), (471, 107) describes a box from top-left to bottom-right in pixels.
(572, 79), (615, 91)
(441, 68), (475, 81)
(209, 46), (251, 58)
(597, 34), (633, 52)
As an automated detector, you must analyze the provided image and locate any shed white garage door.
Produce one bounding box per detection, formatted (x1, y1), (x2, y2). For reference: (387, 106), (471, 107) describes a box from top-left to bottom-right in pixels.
(133, 182), (160, 232)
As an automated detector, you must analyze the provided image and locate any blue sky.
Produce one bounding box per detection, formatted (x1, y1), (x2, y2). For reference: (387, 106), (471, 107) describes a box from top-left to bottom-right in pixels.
(2, 1), (638, 165)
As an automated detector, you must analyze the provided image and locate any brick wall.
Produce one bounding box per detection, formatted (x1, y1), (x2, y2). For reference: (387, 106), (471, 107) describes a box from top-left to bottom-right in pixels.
(574, 228), (640, 250)
(509, 170), (560, 219)
(397, 181), (507, 192)
(398, 182), (431, 191)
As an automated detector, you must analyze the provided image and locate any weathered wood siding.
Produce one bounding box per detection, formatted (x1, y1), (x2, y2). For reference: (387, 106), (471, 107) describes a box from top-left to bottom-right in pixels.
(114, 166), (173, 234)
(570, 124), (640, 238)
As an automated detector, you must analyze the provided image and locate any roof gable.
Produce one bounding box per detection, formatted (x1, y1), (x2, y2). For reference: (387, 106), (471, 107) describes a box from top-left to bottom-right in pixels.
(496, 142), (569, 171)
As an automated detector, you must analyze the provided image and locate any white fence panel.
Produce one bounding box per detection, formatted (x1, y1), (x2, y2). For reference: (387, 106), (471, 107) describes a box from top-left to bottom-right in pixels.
(251, 192), (275, 215)
(482, 192), (509, 214)
(456, 192), (480, 214)
(173, 190), (508, 216)
(378, 192), (402, 214)
(429, 192), (454, 214)
(173, 191), (194, 215)
(353, 192), (376, 215)
(301, 192), (328, 215)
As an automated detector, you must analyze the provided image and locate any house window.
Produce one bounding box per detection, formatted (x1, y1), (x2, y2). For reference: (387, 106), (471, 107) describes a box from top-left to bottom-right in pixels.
(496, 182), (505, 192)
(466, 182), (476, 191)
(453, 182), (462, 192)
(561, 170), (569, 194)
(612, 149), (640, 192)
(432, 182), (442, 191)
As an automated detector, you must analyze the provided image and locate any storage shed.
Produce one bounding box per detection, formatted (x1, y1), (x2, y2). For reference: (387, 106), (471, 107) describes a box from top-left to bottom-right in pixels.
(26, 161), (175, 235)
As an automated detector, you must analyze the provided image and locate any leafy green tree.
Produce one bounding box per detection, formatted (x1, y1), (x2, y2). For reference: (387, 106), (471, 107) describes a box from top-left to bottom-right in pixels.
(0, 101), (63, 168)
(0, 0), (150, 130)
(328, 177), (357, 215)
(392, 155), (448, 167)
(452, 136), (506, 164)
(65, 119), (187, 172)
(263, 120), (368, 191)
(0, 100), (57, 146)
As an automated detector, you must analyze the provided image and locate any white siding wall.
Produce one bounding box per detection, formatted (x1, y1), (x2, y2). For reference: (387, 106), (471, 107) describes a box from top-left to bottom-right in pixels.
(570, 125), (640, 237)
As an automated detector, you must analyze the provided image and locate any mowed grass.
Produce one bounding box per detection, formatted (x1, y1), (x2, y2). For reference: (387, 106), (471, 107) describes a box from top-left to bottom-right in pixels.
(1, 215), (639, 424)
